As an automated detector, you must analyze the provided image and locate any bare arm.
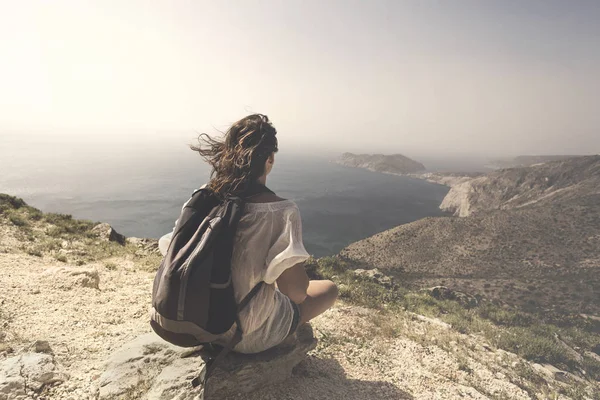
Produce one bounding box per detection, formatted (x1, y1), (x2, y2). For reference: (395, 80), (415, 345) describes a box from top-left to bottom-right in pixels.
(276, 263), (309, 304)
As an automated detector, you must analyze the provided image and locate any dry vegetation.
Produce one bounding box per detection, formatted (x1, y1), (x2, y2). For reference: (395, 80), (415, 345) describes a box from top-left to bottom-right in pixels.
(0, 194), (162, 271)
(308, 257), (600, 388)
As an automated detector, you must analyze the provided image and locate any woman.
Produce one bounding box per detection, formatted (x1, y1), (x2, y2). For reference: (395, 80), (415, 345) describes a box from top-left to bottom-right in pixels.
(159, 114), (338, 354)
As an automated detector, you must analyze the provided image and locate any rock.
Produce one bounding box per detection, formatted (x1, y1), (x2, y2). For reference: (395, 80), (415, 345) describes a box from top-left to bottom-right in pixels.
(353, 268), (393, 288)
(408, 313), (451, 330)
(553, 333), (583, 363)
(535, 363), (572, 383)
(424, 286), (479, 308)
(43, 267), (100, 290)
(584, 350), (600, 363)
(32, 340), (53, 354)
(127, 237), (161, 255)
(0, 343), (13, 355)
(91, 223), (126, 245)
(0, 352), (68, 397)
(99, 324), (317, 399)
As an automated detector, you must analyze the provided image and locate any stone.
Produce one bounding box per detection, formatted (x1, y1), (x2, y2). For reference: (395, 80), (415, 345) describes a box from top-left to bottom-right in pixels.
(553, 333), (583, 363)
(99, 324), (317, 400)
(43, 267), (100, 290)
(585, 350), (600, 363)
(32, 340), (53, 354)
(0, 343), (13, 355)
(91, 223), (126, 245)
(353, 268), (393, 288)
(126, 237), (161, 255)
(424, 286), (479, 308)
(0, 352), (68, 397)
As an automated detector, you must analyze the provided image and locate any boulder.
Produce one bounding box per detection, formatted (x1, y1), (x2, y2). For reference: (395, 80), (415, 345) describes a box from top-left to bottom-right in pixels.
(98, 324), (317, 399)
(0, 352), (68, 398)
(43, 267), (100, 290)
(127, 237), (161, 255)
(353, 268), (393, 288)
(31, 340), (53, 354)
(424, 286), (479, 308)
(91, 223), (126, 245)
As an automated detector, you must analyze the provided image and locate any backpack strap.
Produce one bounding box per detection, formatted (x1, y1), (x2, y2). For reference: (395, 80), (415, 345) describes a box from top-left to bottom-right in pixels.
(191, 281), (265, 389)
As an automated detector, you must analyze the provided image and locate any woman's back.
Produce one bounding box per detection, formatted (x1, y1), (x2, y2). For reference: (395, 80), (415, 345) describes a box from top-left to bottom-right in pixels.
(231, 199), (310, 353)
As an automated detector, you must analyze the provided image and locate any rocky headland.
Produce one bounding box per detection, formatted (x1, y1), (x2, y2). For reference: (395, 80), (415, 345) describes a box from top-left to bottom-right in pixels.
(336, 153), (426, 175)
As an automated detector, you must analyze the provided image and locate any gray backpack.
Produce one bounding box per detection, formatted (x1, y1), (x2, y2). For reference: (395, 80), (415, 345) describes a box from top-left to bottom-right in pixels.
(150, 183), (274, 392)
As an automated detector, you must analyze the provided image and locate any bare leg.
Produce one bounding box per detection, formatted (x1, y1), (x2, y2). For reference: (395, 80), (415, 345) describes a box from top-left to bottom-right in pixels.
(298, 280), (338, 325)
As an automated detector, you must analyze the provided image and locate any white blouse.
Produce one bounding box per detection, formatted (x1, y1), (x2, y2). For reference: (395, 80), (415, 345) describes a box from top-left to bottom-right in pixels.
(159, 195), (310, 354)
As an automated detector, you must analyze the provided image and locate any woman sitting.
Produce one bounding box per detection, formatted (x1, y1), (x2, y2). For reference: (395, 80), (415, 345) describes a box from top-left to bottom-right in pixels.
(159, 114), (338, 354)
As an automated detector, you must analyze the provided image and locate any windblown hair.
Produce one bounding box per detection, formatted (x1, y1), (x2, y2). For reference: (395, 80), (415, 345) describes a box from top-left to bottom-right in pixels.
(191, 114), (278, 197)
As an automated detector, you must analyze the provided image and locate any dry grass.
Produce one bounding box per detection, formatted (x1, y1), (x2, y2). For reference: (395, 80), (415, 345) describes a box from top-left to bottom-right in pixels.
(309, 256), (600, 383)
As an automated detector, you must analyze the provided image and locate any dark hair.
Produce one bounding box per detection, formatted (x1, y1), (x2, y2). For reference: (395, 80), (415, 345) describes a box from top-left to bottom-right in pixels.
(190, 114), (278, 197)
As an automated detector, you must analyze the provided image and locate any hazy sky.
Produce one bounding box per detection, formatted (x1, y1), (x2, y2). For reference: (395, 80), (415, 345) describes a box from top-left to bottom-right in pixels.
(1, 0), (599, 156)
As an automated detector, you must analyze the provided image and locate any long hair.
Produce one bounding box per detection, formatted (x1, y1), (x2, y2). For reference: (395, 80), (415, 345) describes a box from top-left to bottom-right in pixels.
(190, 114), (278, 197)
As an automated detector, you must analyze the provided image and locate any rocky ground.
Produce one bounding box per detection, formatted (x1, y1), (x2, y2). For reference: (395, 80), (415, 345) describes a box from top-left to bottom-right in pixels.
(1, 251), (596, 399)
(1, 195), (599, 399)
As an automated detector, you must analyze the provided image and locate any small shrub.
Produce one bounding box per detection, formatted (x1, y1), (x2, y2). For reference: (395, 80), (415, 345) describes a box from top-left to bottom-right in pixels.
(10, 215), (27, 227)
(44, 213), (73, 224)
(27, 249), (43, 257)
(476, 303), (533, 327)
(0, 194), (26, 211)
(457, 357), (473, 374)
(25, 206), (43, 221)
(105, 262), (117, 271)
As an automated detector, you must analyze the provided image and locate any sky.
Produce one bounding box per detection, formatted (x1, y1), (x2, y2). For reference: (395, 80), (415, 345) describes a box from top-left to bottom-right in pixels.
(0, 0), (599, 157)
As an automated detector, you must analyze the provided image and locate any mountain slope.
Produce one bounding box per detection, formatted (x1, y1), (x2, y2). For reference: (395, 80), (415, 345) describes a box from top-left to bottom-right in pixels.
(441, 155), (600, 217)
(340, 156), (600, 315)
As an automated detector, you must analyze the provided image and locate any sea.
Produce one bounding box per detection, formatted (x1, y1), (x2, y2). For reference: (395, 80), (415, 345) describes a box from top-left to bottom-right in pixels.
(0, 133), (477, 257)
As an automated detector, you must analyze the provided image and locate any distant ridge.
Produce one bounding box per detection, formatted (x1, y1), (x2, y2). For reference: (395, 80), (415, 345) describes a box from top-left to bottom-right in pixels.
(337, 153), (426, 175)
(490, 155), (583, 169)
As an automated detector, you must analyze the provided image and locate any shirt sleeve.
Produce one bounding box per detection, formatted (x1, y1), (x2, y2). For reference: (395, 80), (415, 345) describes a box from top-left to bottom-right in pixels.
(263, 205), (311, 284)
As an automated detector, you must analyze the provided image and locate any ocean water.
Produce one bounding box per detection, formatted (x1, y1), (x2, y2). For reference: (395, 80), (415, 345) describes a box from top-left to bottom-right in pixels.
(0, 134), (449, 257)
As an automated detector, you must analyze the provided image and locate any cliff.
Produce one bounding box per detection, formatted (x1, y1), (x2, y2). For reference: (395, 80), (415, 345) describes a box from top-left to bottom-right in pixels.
(337, 153), (426, 175)
(441, 155), (600, 217)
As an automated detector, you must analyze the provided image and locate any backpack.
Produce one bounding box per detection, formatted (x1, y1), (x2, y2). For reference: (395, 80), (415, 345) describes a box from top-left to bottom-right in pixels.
(150, 183), (274, 393)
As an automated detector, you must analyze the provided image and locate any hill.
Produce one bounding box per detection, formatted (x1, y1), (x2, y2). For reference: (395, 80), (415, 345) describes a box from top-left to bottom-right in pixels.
(441, 155), (600, 217)
(340, 156), (600, 316)
(336, 153), (426, 174)
(490, 155), (584, 169)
